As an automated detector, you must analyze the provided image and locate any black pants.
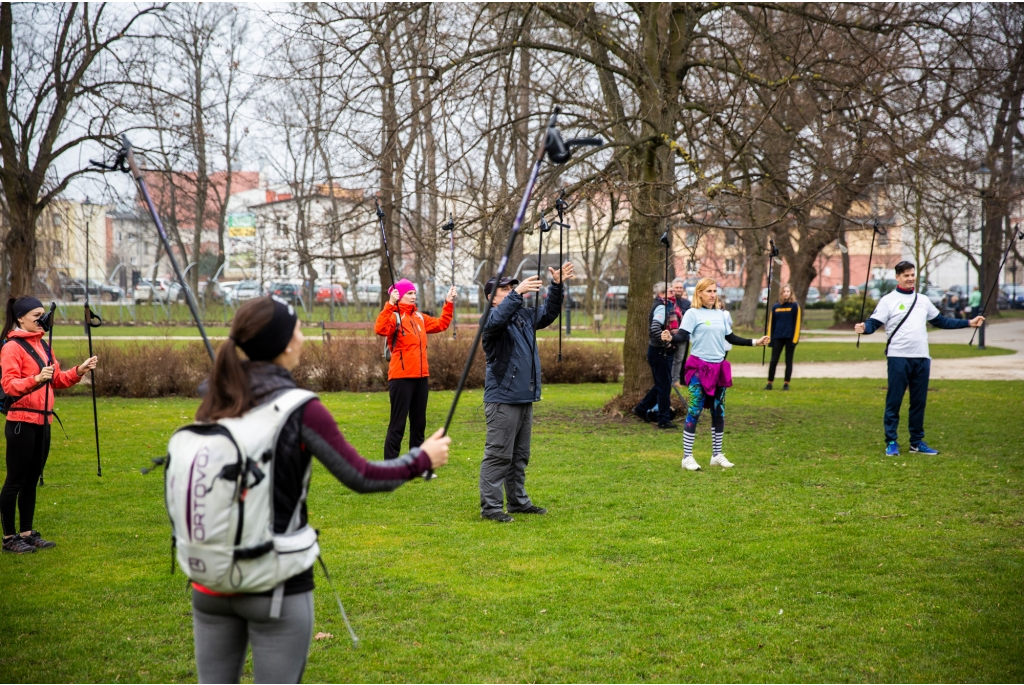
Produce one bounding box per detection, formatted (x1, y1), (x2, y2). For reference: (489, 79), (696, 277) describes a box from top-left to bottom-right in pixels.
(885, 357), (929, 445)
(768, 337), (797, 383)
(1, 420), (50, 537)
(638, 346), (673, 425)
(385, 377), (429, 460)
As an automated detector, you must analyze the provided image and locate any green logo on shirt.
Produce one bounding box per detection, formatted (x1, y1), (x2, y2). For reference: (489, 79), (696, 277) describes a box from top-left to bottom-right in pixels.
(899, 303), (905, 310)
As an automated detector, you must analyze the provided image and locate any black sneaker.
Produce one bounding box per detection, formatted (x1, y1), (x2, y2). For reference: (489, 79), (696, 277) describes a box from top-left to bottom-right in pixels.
(782, 383), (790, 391)
(657, 421), (678, 429)
(509, 505), (547, 515)
(24, 531), (56, 549)
(632, 404), (650, 422)
(2, 535), (36, 554)
(481, 511), (514, 523)
(764, 382), (773, 390)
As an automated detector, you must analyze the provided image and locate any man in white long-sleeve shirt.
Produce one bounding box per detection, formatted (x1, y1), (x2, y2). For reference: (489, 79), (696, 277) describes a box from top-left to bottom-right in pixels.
(855, 261), (984, 457)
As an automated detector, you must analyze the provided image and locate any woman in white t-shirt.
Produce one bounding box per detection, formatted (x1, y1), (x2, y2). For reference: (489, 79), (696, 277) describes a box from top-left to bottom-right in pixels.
(678, 278), (769, 471)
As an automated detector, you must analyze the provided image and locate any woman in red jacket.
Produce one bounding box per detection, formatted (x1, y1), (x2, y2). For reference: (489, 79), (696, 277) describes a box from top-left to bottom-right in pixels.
(374, 279), (456, 460)
(1, 296), (97, 554)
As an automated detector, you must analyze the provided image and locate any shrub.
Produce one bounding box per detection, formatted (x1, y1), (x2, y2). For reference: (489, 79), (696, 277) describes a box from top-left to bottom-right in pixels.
(57, 336), (622, 398)
(807, 300), (835, 309)
(833, 296), (877, 325)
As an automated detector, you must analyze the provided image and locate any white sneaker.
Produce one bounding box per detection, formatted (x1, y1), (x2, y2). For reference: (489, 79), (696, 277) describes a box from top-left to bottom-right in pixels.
(681, 456), (702, 471)
(710, 454), (734, 468)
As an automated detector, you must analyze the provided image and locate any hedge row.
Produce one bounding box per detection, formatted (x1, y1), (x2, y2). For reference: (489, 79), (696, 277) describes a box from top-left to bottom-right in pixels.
(64, 337), (623, 398)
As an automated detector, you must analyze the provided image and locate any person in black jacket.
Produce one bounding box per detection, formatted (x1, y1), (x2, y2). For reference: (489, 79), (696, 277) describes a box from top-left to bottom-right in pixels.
(478, 262), (574, 523)
(764, 284), (801, 390)
(633, 282), (687, 429)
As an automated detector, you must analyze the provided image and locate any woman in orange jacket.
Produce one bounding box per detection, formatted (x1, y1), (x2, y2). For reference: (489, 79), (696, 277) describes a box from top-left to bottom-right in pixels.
(374, 279), (456, 460)
(1, 296), (97, 554)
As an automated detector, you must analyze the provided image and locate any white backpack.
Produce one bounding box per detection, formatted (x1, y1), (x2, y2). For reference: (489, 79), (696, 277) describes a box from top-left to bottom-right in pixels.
(165, 388), (318, 616)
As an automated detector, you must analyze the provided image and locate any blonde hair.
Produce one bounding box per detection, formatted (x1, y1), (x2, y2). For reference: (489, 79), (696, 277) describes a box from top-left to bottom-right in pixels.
(778, 283), (795, 304)
(693, 277), (718, 309)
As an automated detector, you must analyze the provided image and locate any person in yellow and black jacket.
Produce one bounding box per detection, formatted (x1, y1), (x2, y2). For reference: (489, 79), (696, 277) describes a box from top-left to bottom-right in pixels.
(374, 279), (456, 460)
(764, 284), (801, 391)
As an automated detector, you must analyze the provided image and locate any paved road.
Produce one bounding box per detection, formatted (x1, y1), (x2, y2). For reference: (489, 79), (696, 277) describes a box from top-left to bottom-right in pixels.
(733, 318), (1024, 381)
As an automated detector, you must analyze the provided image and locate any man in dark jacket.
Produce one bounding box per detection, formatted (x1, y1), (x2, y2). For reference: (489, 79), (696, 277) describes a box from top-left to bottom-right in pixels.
(633, 281), (687, 428)
(478, 262), (574, 523)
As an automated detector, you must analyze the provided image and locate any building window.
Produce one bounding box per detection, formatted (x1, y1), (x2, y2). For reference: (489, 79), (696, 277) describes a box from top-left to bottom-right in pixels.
(685, 232), (697, 247)
(275, 218), (288, 237)
(687, 259), (698, 274)
(52, 240), (62, 258)
(116, 232), (122, 243)
(725, 258), (737, 274)
(275, 253), (288, 276)
(877, 228), (889, 246)
(725, 230), (737, 247)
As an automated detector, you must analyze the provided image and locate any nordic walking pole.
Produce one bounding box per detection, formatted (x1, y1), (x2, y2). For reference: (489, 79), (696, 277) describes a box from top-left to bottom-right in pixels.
(104, 136), (216, 361)
(762, 238), (779, 365)
(856, 220), (884, 349)
(84, 211), (102, 476)
(441, 213), (456, 338)
(38, 302), (57, 487)
(436, 107), (601, 480)
(555, 189), (569, 361)
(530, 216), (551, 391)
(969, 223), (1023, 346)
(375, 198), (402, 335)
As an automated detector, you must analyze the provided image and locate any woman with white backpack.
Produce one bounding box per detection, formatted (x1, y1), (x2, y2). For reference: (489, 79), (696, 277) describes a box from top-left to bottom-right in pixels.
(181, 296), (449, 683)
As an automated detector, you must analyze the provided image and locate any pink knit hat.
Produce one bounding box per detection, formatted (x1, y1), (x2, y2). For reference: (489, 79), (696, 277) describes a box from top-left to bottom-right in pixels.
(388, 278), (416, 300)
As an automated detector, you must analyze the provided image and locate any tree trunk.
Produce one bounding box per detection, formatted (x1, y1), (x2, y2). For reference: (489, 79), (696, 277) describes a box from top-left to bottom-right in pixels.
(735, 231), (766, 328)
(3, 202), (39, 296)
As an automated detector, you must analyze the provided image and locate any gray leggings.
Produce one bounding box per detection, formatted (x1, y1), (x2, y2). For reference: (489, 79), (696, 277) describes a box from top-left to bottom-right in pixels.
(192, 589), (314, 684)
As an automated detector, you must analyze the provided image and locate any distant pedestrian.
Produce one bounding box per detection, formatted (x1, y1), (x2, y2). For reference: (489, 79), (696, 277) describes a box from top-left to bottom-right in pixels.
(969, 285), (982, 317)
(633, 282), (687, 428)
(854, 262), (984, 457)
(764, 284), (801, 391)
(374, 279), (456, 461)
(670, 278), (691, 387)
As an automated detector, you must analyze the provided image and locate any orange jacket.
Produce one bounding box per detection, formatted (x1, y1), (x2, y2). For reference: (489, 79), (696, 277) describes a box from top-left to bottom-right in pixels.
(374, 301), (453, 379)
(1, 329), (83, 425)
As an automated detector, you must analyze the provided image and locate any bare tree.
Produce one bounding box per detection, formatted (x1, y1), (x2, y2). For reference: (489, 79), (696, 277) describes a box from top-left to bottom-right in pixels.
(0, 2), (156, 299)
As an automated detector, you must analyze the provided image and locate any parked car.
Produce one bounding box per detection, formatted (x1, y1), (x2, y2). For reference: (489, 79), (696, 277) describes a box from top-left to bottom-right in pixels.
(856, 279), (898, 298)
(60, 278), (124, 302)
(133, 278), (171, 304)
(200, 280), (227, 304)
(924, 286), (945, 307)
(605, 285), (628, 309)
(315, 284), (347, 305)
(269, 282), (305, 306)
(719, 287), (744, 310)
(232, 280), (261, 304)
(805, 286), (820, 305)
(167, 281), (191, 303)
(997, 288), (1010, 310)
(1013, 291), (1024, 309)
(354, 283), (382, 305)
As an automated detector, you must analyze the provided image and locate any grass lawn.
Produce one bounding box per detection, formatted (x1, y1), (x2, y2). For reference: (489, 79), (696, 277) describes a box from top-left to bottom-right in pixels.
(1, 381), (1022, 682)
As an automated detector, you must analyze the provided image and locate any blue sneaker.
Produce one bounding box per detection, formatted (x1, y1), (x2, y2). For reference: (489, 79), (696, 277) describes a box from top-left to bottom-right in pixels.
(885, 441), (900, 457)
(910, 441), (939, 455)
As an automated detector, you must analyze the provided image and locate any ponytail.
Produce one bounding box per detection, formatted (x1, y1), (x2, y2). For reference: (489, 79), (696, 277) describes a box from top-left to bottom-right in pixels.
(195, 297), (276, 422)
(2, 297), (17, 343)
(195, 338), (251, 422)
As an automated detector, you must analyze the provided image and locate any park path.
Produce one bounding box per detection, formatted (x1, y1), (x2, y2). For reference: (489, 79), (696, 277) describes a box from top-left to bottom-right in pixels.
(731, 318), (1024, 381)
(57, 319), (1024, 380)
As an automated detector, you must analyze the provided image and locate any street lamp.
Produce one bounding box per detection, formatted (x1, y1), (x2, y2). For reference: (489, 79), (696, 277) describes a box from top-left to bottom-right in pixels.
(973, 163), (991, 348)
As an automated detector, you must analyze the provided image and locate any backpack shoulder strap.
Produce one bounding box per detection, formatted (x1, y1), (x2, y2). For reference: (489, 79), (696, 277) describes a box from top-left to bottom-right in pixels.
(12, 338), (46, 372)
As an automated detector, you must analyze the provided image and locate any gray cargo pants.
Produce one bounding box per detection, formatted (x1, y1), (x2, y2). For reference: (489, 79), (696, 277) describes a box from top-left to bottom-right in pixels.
(480, 402), (534, 515)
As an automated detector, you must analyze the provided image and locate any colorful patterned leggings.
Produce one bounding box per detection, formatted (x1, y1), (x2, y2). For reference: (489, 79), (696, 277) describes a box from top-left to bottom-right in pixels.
(683, 374), (726, 458)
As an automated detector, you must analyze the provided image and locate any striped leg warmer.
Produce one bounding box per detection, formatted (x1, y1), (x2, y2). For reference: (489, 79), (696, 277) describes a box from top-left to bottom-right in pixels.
(683, 429), (696, 460)
(712, 429), (723, 457)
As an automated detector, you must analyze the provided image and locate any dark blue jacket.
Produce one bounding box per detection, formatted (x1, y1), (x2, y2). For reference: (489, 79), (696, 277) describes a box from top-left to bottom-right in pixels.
(481, 283), (563, 404)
